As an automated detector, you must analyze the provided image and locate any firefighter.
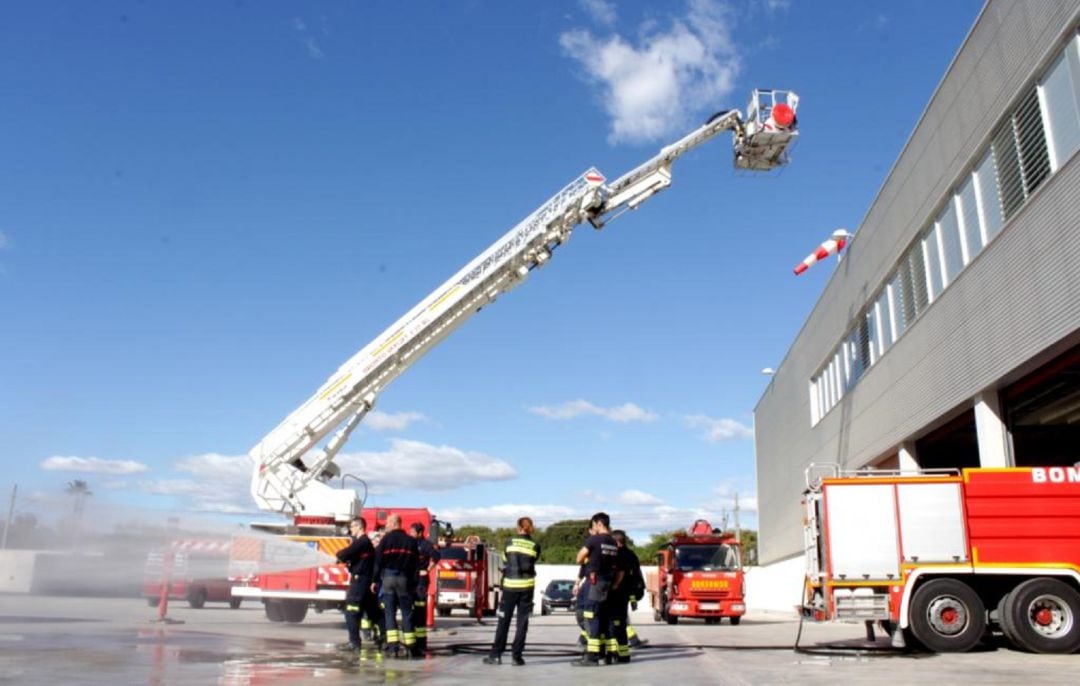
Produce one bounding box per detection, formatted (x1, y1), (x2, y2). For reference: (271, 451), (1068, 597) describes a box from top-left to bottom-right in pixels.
(409, 521), (440, 652)
(610, 529), (645, 662)
(483, 517), (541, 667)
(372, 514), (420, 658)
(571, 512), (621, 667)
(335, 516), (381, 652)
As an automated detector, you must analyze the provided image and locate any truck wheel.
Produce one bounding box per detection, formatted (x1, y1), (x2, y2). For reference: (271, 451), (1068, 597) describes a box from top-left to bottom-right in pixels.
(281, 600), (308, 623)
(437, 608), (451, 617)
(1001, 578), (1080, 654)
(147, 597), (160, 607)
(729, 616), (741, 626)
(908, 578), (985, 653)
(188, 588), (207, 609)
(228, 598), (242, 609)
(264, 600), (285, 622)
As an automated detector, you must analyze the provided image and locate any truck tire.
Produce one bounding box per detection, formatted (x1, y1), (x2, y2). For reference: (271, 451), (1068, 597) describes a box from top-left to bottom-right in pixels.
(437, 607), (451, 617)
(1000, 578), (1080, 654)
(281, 600), (308, 623)
(729, 616), (741, 626)
(188, 588), (207, 609)
(264, 600), (285, 622)
(908, 578), (985, 653)
(228, 597), (242, 609)
(147, 597), (160, 607)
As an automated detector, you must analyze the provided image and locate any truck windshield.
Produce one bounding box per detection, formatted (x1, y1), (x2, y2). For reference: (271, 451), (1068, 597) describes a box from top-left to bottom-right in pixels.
(439, 547), (470, 561)
(675, 544), (740, 571)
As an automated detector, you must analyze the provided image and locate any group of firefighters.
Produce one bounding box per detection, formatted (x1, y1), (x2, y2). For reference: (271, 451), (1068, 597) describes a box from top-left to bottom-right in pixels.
(336, 510), (646, 667)
(334, 513), (440, 658)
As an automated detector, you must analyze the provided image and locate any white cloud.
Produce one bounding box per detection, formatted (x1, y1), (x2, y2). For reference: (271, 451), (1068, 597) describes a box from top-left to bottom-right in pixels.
(365, 410), (427, 432)
(560, 0), (740, 144)
(527, 399), (657, 423)
(437, 503), (578, 529)
(40, 455), (149, 475)
(764, 0), (791, 12)
(581, 0), (617, 26)
(617, 489), (663, 506)
(0, 230), (8, 250)
(336, 439), (516, 493)
(292, 16), (324, 59)
(137, 452), (255, 514)
(683, 414), (753, 442)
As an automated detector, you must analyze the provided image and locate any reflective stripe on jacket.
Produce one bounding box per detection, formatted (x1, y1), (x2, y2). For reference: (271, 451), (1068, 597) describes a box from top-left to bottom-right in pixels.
(502, 535), (540, 589)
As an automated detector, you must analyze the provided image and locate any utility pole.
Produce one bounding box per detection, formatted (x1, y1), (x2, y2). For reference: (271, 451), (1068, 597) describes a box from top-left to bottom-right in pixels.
(2, 484), (16, 550)
(733, 492), (741, 544)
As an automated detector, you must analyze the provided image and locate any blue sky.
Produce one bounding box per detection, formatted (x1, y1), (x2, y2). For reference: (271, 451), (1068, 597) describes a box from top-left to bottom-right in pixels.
(0, 0), (984, 540)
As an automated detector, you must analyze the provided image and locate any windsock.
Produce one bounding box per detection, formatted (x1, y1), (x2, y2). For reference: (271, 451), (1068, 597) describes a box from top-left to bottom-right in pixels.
(794, 229), (852, 275)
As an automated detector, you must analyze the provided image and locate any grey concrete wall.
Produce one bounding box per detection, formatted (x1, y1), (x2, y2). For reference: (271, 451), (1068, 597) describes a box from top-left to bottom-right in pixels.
(755, 1), (1080, 564)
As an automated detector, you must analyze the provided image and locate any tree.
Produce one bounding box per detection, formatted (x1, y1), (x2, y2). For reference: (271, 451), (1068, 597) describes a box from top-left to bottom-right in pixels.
(65, 480), (92, 549)
(536, 519), (591, 564)
(632, 529), (685, 564)
(738, 529), (758, 566)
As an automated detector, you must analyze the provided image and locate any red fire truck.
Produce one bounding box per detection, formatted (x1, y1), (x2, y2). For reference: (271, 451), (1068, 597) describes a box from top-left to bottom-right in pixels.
(802, 465), (1080, 653)
(144, 539), (240, 609)
(435, 536), (501, 620)
(647, 520), (747, 624)
(229, 507), (438, 623)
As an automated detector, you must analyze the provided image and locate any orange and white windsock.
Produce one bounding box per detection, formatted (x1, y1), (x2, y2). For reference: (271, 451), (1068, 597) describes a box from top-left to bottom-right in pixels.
(794, 229), (852, 275)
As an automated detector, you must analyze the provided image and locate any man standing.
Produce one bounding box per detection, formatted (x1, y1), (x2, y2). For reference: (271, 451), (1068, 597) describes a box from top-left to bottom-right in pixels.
(483, 517), (540, 667)
(409, 521), (440, 652)
(609, 529), (643, 663)
(572, 512), (621, 667)
(372, 514), (420, 657)
(335, 516), (380, 651)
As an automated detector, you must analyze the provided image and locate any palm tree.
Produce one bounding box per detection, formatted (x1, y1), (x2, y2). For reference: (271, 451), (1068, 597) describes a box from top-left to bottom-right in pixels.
(66, 480), (92, 549)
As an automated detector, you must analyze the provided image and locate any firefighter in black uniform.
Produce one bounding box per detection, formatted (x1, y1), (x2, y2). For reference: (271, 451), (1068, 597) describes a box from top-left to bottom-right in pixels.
(483, 516), (540, 666)
(572, 512), (621, 667)
(336, 516), (381, 651)
(409, 521), (440, 652)
(372, 514), (420, 657)
(614, 529), (648, 649)
(609, 529), (643, 662)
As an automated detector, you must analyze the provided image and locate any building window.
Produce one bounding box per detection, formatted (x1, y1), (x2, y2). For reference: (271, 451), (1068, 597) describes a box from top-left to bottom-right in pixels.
(876, 289), (894, 351)
(889, 272), (907, 340)
(1039, 40), (1080, 171)
(957, 175), (984, 260)
(993, 85), (1051, 222)
(937, 197), (966, 286)
(924, 223), (941, 302)
(974, 149), (1004, 242)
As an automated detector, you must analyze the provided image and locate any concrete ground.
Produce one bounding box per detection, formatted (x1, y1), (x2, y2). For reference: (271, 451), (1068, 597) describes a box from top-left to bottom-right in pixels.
(2, 595), (1080, 685)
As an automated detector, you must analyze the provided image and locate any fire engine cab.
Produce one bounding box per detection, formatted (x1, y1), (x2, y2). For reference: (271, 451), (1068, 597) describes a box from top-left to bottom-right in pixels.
(803, 464), (1080, 654)
(648, 520), (747, 625)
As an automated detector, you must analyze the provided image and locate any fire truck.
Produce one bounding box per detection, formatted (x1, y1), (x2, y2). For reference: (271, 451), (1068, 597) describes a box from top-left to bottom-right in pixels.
(434, 536), (502, 620)
(144, 539), (240, 609)
(229, 507), (436, 622)
(802, 464), (1080, 654)
(647, 519), (747, 624)
(236, 90), (798, 622)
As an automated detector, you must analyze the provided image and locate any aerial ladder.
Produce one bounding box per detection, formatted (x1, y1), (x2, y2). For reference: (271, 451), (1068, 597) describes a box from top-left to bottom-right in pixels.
(249, 89), (800, 527)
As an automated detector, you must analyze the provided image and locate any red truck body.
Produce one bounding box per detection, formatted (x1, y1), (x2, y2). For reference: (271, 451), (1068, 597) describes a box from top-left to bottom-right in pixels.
(803, 466), (1080, 653)
(144, 539), (240, 609)
(647, 519), (746, 625)
(229, 507), (436, 623)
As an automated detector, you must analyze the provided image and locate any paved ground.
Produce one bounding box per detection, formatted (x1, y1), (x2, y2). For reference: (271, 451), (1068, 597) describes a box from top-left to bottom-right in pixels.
(2, 595), (1080, 684)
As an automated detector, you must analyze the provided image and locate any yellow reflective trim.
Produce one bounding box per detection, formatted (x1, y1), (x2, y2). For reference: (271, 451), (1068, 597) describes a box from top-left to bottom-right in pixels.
(583, 611), (595, 619)
(506, 546), (538, 557)
(319, 373), (353, 400)
(503, 578), (535, 589)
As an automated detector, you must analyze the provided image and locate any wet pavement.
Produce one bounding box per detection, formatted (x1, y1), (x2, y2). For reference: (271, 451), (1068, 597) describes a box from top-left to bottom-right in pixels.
(2, 595), (1080, 684)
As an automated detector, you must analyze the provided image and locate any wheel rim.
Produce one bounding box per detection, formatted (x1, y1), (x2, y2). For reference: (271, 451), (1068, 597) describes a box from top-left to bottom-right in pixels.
(927, 595), (969, 636)
(1025, 594), (1074, 639)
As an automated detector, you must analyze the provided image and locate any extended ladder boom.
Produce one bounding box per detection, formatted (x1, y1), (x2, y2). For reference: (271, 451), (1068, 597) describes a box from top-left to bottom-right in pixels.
(250, 89), (799, 521)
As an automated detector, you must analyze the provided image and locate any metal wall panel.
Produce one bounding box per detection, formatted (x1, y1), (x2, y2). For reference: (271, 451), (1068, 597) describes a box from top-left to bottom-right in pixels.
(756, 0), (1080, 564)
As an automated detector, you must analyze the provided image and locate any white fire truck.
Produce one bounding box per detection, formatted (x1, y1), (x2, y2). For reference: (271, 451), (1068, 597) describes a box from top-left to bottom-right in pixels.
(233, 90), (800, 618)
(802, 464), (1080, 654)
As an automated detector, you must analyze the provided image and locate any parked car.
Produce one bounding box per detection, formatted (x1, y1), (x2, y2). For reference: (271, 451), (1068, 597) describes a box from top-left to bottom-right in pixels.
(540, 579), (576, 615)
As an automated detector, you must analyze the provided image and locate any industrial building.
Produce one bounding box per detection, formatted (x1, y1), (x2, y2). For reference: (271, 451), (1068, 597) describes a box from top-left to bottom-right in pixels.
(754, 1), (1080, 567)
